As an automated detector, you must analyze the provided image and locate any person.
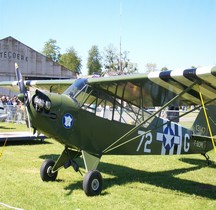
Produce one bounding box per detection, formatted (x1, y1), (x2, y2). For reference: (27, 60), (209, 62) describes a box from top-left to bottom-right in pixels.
(6, 96), (13, 105)
(1, 95), (6, 105)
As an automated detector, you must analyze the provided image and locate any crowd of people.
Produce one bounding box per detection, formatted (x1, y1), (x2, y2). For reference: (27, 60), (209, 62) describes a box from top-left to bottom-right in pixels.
(0, 94), (25, 122)
(0, 95), (22, 106)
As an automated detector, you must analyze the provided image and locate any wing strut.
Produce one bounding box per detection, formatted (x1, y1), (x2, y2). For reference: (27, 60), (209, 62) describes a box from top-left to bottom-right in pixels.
(197, 84), (216, 153)
(103, 81), (198, 154)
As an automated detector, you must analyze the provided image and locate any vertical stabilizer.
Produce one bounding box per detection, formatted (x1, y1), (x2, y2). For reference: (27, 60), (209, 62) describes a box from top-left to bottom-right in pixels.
(192, 106), (216, 137)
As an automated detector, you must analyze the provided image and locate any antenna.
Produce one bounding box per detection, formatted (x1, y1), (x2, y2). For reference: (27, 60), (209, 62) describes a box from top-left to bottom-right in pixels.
(119, 1), (122, 72)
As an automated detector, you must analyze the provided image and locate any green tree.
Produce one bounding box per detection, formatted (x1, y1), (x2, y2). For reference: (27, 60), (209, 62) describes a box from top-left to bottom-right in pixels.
(120, 51), (138, 74)
(42, 39), (61, 62)
(103, 44), (118, 74)
(103, 44), (138, 75)
(161, 66), (168, 71)
(59, 47), (82, 74)
(87, 45), (102, 75)
(145, 63), (157, 73)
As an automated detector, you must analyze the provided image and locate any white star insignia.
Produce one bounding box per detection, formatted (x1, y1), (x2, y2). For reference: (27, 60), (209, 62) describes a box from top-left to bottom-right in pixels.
(163, 128), (174, 148)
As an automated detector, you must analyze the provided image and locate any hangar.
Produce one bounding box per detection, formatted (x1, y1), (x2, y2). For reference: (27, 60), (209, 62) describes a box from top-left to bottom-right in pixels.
(0, 36), (76, 96)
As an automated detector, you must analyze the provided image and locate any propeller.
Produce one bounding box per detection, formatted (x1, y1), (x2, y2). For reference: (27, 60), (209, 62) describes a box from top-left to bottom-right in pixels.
(15, 63), (28, 101)
(15, 63), (31, 129)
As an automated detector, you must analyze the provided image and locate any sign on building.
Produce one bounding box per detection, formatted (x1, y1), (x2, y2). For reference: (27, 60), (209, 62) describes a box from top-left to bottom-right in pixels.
(0, 36), (76, 96)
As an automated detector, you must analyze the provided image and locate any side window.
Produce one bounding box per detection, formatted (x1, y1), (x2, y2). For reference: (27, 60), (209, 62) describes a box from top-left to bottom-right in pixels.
(79, 85), (154, 126)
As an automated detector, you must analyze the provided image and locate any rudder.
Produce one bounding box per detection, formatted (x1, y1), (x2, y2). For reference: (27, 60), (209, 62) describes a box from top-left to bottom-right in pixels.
(192, 105), (216, 137)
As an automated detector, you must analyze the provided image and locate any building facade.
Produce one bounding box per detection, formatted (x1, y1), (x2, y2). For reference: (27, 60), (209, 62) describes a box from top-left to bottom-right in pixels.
(0, 36), (76, 96)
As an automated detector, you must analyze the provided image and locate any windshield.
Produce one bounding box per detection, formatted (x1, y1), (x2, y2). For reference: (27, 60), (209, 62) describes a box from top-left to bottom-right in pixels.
(64, 78), (88, 99)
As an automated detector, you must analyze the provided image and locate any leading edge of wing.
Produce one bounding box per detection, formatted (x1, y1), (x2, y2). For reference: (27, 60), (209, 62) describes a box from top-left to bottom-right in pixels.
(0, 79), (74, 93)
(148, 65), (216, 105)
(0, 81), (20, 92)
(87, 73), (172, 107)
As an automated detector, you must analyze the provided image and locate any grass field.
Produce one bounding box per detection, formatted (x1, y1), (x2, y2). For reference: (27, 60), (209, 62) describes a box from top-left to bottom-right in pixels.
(1, 121), (216, 210)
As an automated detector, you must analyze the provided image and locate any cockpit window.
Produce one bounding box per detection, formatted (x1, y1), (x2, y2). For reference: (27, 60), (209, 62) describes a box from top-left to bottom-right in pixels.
(63, 78), (156, 127)
(63, 78), (88, 102)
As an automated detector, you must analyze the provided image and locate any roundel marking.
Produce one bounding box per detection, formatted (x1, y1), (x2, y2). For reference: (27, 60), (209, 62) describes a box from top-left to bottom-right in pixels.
(62, 113), (73, 129)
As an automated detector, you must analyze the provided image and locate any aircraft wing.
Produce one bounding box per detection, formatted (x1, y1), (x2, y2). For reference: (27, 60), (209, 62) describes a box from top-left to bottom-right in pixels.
(1, 65), (216, 107)
(0, 79), (74, 94)
(87, 66), (216, 107)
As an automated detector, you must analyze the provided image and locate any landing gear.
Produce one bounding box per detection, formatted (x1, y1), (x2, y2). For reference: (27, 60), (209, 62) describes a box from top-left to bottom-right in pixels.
(201, 153), (211, 165)
(83, 170), (103, 196)
(40, 159), (58, 181)
(39, 150), (103, 196)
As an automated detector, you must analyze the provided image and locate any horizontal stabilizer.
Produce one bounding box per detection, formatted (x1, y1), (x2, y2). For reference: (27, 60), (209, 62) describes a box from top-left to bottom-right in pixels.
(192, 134), (216, 142)
(191, 134), (216, 153)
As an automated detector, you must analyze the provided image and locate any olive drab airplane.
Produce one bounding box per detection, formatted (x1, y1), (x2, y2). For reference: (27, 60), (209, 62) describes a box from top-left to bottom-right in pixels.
(1, 63), (216, 196)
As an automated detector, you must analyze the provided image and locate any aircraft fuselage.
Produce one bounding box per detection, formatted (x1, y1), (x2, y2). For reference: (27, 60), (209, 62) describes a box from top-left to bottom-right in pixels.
(28, 88), (212, 157)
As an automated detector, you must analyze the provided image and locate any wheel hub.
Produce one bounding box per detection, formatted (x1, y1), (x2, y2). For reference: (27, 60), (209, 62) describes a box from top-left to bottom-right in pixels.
(91, 178), (99, 191)
(47, 166), (54, 177)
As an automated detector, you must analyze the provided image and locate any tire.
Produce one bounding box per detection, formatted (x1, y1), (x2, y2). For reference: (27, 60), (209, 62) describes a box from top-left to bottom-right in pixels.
(40, 159), (58, 181)
(83, 170), (102, 196)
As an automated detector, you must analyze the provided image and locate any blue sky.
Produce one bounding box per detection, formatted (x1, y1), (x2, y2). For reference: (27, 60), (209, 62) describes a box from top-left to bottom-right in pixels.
(1, 0), (216, 74)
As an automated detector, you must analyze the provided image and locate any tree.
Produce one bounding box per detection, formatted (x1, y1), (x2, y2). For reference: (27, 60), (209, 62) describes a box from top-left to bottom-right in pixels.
(103, 44), (138, 75)
(59, 47), (82, 74)
(42, 39), (61, 62)
(103, 44), (118, 74)
(161, 66), (168, 71)
(145, 63), (157, 73)
(120, 51), (138, 74)
(87, 45), (102, 75)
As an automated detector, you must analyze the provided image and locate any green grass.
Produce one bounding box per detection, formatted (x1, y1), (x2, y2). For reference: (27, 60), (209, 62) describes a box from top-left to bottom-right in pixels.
(0, 121), (28, 132)
(1, 121), (216, 210)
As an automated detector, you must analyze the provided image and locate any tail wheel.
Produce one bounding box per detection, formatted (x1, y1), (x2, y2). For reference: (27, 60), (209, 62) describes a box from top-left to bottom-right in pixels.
(40, 159), (58, 181)
(83, 170), (102, 196)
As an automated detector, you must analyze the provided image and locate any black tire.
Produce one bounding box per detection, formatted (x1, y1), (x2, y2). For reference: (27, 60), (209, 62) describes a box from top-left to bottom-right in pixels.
(40, 159), (58, 181)
(83, 170), (102, 196)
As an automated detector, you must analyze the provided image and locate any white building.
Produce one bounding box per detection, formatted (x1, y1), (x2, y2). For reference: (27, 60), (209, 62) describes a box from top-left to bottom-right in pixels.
(0, 36), (76, 96)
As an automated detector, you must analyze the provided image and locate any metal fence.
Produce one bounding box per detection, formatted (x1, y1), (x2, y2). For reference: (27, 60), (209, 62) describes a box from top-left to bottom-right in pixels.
(3, 105), (26, 123)
(1, 104), (197, 124)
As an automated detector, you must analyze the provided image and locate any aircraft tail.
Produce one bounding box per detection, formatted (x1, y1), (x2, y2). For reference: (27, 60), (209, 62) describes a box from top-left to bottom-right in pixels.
(191, 105), (216, 152)
(192, 106), (216, 136)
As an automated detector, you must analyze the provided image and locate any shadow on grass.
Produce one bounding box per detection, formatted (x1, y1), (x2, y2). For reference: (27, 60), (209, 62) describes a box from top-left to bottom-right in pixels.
(0, 126), (15, 130)
(38, 153), (216, 199)
(62, 157), (216, 199)
(0, 139), (52, 146)
(40, 154), (60, 161)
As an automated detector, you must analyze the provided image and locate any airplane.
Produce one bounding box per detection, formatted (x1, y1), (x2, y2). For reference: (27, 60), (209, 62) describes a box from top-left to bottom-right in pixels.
(0, 63), (216, 196)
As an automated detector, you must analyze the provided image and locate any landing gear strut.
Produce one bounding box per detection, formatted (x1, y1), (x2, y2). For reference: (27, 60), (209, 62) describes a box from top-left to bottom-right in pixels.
(201, 153), (211, 165)
(39, 149), (103, 196)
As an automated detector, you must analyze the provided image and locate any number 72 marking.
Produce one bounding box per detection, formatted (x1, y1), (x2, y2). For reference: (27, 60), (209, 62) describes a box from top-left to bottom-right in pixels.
(136, 130), (152, 153)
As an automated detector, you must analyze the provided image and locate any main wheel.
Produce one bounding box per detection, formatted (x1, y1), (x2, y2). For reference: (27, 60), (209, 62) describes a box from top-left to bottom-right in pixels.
(40, 159), (58, 181)
(83, 170), (102, 196)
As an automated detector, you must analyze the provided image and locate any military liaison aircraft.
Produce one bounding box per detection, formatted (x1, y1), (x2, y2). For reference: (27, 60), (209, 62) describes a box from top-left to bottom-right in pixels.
(0, 64), (216, 196)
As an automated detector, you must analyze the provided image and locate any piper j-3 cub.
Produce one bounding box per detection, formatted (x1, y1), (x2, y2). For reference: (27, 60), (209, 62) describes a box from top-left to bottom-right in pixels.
(1, 63), (216, 196)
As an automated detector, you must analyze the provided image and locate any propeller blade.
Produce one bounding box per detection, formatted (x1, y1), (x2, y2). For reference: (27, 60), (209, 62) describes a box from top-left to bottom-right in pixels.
(14, 63), (31, 129)
(25, 105), (31, 129)
(15, 63), (27, 95)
